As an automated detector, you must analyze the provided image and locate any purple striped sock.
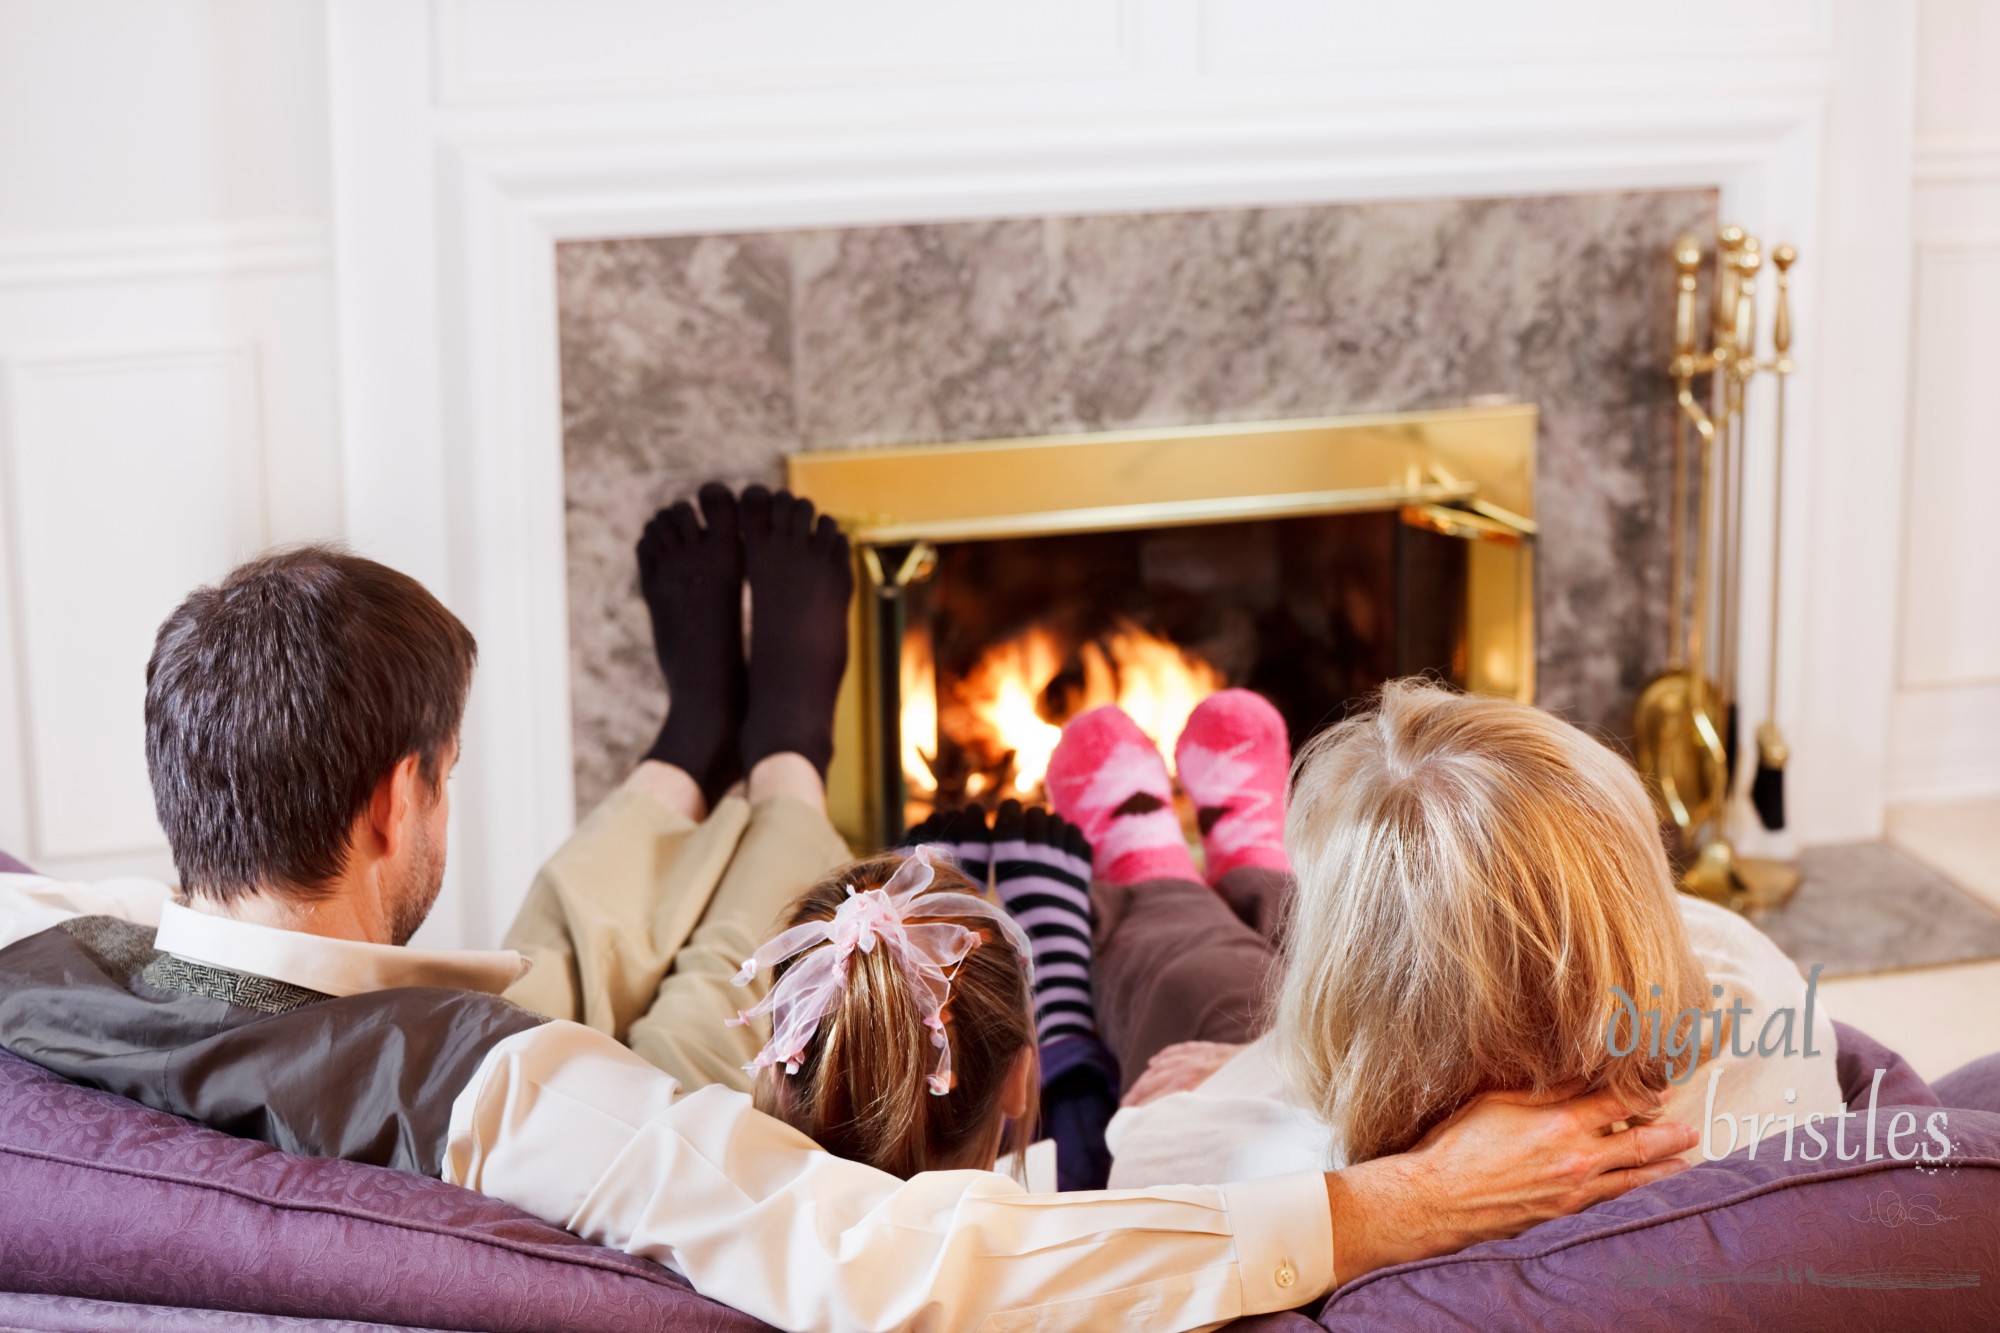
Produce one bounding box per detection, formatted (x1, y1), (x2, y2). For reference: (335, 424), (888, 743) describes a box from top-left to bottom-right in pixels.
(991, 800), (1097, 1045)
(901, 806), (991, 888)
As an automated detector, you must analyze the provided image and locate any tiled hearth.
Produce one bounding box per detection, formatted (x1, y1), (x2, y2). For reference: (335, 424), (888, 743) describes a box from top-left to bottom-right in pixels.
(557, 188), (1715, 814)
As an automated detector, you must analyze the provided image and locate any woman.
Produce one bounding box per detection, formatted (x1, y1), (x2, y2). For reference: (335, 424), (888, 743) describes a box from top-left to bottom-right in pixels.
(1040, 680), (1844, 1186)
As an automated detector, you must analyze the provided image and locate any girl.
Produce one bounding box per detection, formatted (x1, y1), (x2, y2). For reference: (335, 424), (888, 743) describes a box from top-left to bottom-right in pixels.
(731, 848), (1043, 1177)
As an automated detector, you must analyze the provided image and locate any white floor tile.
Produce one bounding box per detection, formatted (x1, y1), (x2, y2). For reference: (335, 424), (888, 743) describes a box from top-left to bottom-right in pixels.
(1886, 798), (2000, 914)
(1820, 958), (2000, 1084)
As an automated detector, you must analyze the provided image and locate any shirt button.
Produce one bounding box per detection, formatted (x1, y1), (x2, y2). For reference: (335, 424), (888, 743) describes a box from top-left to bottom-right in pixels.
(1275, 1263), (1296, 1290)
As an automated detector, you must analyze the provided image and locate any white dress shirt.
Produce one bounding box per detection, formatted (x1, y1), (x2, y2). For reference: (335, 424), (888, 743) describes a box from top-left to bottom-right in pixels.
(0, 872), (1336, 1332)
(1107, 896), (1847, 1189)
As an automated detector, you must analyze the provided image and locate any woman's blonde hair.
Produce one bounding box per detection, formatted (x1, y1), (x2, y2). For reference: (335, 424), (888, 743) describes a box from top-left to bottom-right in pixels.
(753, 853), (1038, 1178)
(1274, 679), (1703, 1163)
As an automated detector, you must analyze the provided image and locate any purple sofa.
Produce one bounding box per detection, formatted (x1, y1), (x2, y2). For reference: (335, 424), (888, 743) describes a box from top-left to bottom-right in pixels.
(2, 841), (1996, 1332)
(4, 1036), (1997, 1329)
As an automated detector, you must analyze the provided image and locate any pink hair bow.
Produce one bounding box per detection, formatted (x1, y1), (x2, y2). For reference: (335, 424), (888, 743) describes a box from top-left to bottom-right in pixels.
(729, 847), (1032, 1096)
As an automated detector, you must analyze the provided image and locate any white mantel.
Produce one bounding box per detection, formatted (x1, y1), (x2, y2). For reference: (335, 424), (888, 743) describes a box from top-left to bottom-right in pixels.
(316, 0), (1913, 949)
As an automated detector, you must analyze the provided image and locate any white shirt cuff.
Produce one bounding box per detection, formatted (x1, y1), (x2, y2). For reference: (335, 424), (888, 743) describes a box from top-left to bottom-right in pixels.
(1221, 1171), (1334, 1312)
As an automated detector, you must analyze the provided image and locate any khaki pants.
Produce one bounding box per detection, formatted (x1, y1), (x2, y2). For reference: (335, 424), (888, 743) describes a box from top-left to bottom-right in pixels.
(502, 782), (852, 1092)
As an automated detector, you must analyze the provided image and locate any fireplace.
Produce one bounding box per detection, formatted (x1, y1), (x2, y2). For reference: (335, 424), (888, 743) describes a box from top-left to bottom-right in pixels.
(790, 405), (1536, 846)
(555, 190), (1715, 844)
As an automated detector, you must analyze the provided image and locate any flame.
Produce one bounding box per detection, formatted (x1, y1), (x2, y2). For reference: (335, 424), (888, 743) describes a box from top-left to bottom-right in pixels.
(901, 621), (1223, 801)
(959, 631), (1069, 792)
(1092, 627), (1226, 762)
(901, 626), (938, 790)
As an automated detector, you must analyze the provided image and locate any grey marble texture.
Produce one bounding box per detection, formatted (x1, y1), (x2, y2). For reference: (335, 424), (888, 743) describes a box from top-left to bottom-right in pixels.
(1754, 842), (2000, 978)
(557, 189), (1715, 813)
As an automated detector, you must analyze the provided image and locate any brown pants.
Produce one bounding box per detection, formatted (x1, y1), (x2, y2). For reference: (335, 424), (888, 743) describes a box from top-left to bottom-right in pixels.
(1091, 867), (1292, 1090)
(501, 781), (851, 1092)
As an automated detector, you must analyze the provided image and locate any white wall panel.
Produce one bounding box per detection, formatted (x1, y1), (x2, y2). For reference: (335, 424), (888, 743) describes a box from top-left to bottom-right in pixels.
(0, 0), (329, 234)
(432, 0), (1132, 105)
(0, 253), (340, 880)
(1890, 681), (2000, 799)
(1889, 0), (2000, 800)
(0, 346), (264, 864)
(1917, 0), (2000, 139)
(1901, 246), (2000, 688)
(0, 1), (338, 882)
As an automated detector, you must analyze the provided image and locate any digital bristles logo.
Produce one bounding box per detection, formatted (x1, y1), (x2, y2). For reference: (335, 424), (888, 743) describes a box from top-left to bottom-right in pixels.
(1603, 965), (1956, 1166)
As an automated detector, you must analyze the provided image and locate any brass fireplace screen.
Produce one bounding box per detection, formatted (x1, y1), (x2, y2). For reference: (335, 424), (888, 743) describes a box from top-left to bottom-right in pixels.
(788, 405), (1538, 848)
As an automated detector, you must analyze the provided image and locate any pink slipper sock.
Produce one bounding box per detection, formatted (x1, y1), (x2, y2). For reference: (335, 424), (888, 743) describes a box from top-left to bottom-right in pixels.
(1174, 689), (1292, 882)
(1045, 706), (1200, 886)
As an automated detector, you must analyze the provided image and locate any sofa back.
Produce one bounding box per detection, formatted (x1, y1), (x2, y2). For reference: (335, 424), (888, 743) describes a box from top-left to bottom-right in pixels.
(0, 1048), (770, 1331)
(4, 933), (1996, 1333)
(1313, 1028), (2000, 1330)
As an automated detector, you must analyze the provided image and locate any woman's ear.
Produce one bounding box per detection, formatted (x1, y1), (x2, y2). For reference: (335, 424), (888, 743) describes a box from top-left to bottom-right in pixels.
(1001, 1046), (1036, 1120)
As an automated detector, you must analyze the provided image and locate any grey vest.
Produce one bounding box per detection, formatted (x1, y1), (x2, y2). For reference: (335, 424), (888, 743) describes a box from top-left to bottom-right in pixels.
(0, 916), (546, 1175)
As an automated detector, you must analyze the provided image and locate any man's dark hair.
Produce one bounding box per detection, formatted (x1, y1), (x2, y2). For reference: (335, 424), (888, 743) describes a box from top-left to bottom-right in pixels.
(145, 546), (477, 903)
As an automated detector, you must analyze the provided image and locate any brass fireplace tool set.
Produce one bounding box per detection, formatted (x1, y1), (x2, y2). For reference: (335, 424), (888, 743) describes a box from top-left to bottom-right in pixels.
(1635, 225), (1802, 912)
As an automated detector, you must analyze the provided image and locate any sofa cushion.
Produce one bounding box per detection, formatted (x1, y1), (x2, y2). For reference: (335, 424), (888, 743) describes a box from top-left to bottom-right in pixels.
(1315, 1022), (1994, 1327)
(1936, 1051), (2000, 1115)
(1833, 1019), (1937, 1109)
(1318, 1102), (2000, 1328)
(0, 1048), (771, 1331)
(0, 1292), (419, 1332)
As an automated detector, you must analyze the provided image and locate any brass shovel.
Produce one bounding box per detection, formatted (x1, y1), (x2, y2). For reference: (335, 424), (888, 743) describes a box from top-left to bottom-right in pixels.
(1635, 235), (1728, 850)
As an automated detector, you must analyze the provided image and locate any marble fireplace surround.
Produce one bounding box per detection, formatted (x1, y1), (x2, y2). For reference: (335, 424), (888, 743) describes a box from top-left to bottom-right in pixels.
(558, 188), (1716, 817)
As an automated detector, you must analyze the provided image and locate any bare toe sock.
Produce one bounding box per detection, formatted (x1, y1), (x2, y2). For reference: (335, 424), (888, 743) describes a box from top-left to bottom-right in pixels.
(1174, 689), (1292, 881)
(902, 805), (993, 887)
(991, 800), (1099, 1045)
(739, 486), (854, 777)
(637, 483), (745, 805)
(1045, 706), (1200, 886)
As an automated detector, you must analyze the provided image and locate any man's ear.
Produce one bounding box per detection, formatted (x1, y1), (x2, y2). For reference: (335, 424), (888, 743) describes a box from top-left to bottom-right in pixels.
(363, 753), (427, 860)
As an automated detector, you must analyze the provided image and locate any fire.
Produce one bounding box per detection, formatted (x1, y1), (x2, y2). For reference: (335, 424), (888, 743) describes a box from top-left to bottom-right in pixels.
(957, 631), (1068, 793)
(1095, 627), (1227, 767)
(902, 621), (1224, 803)
(900, 626), (938, 790)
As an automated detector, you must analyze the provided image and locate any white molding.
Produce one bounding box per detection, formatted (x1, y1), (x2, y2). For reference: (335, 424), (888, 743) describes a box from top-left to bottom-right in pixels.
(430, 0), (1141, 108)
(1888, 767), (2000, 805)
(0, 342), (267, 865)
(1913, 237), (2000, 254)
(0, 218), (331, 289)
(1196, 0), (1833, 75)
(1914, 136), (2000, 183)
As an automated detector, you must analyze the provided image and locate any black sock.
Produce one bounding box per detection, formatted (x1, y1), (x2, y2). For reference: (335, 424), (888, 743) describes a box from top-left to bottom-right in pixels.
(739, 487), (853, 778)
(902, 806), (993, 888)
(637, 484), (746, 805)
(991, 800), (1098, 1045)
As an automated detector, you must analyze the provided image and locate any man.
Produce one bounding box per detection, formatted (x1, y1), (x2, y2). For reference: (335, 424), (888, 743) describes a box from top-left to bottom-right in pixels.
(0, 487), (1697, 1333)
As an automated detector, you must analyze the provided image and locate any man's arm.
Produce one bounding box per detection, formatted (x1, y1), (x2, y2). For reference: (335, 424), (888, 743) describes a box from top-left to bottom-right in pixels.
(447, 1022), (1331, 1333)
(1326, 1085), (1699, 1280)
(448, 1026), (1695, 1333)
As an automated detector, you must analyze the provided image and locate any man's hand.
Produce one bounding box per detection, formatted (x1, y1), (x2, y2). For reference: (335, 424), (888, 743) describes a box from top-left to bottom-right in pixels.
(1324, 1084), (1697, 1284)
(1121, 1041), (1246, 1108)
